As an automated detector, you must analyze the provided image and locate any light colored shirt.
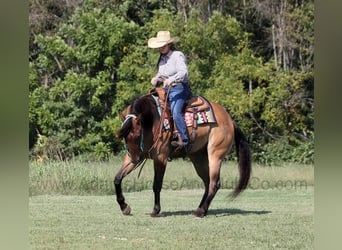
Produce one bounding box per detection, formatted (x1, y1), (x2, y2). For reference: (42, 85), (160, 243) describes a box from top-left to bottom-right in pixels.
(154, 50), (189, 84)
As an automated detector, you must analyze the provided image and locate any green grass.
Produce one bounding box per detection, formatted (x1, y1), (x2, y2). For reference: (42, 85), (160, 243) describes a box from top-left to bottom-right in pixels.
(29, 159), (314, 249)
(30, 188), (314, 249)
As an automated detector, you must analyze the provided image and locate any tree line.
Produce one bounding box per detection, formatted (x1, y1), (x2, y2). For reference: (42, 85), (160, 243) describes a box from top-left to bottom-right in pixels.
(29, 0), (314, 164)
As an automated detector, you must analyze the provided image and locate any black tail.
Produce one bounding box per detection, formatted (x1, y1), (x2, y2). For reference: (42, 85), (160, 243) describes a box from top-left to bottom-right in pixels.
(231, 122), (252, 198)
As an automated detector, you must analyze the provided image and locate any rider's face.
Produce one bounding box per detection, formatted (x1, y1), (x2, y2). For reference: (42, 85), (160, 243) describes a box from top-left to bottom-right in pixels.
(159, 44), (171, 55)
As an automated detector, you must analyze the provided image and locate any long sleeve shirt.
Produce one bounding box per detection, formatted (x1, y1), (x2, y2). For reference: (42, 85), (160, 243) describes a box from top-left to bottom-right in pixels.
(154, 50), (189, 84)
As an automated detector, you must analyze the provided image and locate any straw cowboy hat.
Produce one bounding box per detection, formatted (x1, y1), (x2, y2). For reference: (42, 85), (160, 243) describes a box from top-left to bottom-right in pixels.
(148, 31), (180, 48)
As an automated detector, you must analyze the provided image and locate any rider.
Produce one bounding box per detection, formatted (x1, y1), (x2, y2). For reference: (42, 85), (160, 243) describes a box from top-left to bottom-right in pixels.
(148, 31), (192, 150)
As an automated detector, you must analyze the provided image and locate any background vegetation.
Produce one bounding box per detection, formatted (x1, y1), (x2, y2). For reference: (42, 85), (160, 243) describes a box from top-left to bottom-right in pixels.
(29, 0), (314, 165)
(29, 157), (313, 196)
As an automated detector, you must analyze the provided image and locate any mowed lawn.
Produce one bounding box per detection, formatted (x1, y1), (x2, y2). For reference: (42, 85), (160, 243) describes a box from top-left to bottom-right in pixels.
(30, 187), (313, 249)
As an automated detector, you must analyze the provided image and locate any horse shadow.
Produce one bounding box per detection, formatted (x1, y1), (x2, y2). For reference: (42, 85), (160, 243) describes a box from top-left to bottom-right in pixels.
(158, 208), (271, 218)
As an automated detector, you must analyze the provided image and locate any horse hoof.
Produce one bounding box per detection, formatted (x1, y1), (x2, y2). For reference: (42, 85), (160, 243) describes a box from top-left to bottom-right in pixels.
(192, 208), (205, 218)
(122, 205), (131, 215)
(150, 208), (160, 217)
(150, 212), (159, 217)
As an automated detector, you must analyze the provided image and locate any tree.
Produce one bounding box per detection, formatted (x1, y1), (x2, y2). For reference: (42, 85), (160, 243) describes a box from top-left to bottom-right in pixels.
(250, 0), (314, 72)
(29, 0), (81, 55)
(30, 3), (142, 160)
(29, 0), (314, 164)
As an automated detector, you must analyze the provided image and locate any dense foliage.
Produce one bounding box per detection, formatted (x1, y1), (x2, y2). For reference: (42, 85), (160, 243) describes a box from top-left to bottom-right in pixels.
(29, 0), (314, 164)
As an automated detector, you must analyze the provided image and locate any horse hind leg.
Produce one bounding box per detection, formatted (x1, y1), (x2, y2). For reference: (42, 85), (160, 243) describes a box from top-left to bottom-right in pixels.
(192, 139), (228, 217)
(194, 156), (223, 218)
(194, 116), (234, 217)
(189, 151), (210, 217)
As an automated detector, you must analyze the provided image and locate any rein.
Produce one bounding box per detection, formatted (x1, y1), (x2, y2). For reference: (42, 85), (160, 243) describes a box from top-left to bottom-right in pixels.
(119, 157), (147, 179)
(148, 87), (171, 154)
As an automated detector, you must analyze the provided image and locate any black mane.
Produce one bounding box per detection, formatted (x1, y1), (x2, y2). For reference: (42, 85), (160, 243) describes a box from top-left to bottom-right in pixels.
(131, 95), (156, 129)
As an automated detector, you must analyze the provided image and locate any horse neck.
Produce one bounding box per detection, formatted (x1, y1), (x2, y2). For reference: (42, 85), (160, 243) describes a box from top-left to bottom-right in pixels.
(135, 95), (159, 130)
(143, 95), (169, 154)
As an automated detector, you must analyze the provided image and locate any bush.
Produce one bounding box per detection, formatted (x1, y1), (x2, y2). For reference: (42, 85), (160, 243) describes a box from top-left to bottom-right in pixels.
(253, 136), (314, 166)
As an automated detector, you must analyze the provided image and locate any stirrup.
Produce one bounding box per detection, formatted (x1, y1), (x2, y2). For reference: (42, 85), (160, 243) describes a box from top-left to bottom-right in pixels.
(171, 140), (183, 147)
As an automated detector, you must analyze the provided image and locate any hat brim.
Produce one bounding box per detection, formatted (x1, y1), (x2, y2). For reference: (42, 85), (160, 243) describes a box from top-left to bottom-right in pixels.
(148, 37), (180, 48)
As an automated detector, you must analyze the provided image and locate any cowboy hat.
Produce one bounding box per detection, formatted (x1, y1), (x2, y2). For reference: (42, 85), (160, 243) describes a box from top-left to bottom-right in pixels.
(148, 31), (180, 48)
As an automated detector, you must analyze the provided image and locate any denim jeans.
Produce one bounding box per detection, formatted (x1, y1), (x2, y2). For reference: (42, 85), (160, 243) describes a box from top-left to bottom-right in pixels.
(165, 83), (192, 145)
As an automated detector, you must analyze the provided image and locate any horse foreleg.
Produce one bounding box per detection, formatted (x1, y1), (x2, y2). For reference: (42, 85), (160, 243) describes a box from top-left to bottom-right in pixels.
(151, 158), (167, 217)
(114, 155), (136, 215)
(114, 174), (131, 215)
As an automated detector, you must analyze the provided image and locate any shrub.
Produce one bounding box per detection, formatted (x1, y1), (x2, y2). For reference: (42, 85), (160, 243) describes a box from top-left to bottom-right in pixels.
(253, 136), (314, 166)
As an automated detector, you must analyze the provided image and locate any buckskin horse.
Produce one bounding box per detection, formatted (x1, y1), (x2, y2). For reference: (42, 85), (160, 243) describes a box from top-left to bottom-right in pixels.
(114, 88), (251, 217)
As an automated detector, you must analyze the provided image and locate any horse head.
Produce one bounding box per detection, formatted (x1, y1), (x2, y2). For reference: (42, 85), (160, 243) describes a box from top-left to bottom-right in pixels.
(118, 113), (144, 163)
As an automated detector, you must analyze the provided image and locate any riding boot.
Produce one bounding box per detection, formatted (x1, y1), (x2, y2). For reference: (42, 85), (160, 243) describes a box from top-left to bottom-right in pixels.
(171, 131), (184, 148)
(171, 134), (189, 159)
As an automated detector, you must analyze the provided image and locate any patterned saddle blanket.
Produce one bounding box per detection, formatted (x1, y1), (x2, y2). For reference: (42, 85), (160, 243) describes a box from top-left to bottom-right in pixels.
(184, 95), (216, 127)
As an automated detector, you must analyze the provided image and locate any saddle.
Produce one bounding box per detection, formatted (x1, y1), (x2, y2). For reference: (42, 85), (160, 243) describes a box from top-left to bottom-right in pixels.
(150, 87), (216, 142)
(186, 95), (211, 113)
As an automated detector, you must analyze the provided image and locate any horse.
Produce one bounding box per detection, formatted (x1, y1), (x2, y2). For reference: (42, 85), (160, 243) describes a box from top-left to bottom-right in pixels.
(114, 89), (251, 217)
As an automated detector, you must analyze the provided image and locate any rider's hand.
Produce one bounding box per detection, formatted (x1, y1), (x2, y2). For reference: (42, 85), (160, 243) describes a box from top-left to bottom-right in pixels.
(151, 77), (159, 86)
(163, 78), (172, 87)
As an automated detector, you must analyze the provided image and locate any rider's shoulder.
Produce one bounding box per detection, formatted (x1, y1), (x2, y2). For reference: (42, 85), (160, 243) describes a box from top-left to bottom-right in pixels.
(171, 50), (186, 58)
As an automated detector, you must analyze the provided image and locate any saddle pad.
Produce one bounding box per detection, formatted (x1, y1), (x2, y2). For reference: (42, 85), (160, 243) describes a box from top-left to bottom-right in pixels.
(184, 109), (216, 127)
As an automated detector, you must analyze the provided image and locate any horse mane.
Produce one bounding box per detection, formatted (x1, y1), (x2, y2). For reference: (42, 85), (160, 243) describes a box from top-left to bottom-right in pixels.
(131, 95), (155, 129)
(117, 95), (156, 139)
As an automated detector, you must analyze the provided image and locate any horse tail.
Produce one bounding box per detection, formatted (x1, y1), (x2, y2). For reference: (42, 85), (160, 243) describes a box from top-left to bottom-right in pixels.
(231, 121), (252, 198)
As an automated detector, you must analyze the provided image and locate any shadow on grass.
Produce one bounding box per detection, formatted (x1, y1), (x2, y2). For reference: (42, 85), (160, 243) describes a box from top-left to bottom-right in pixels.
(159, 208), (271, 217)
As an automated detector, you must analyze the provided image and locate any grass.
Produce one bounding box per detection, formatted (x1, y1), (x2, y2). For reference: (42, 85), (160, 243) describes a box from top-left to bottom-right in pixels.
(29, 159), (314, 249)
(29, 158), (314, 196)
(29, 188), (314, 249)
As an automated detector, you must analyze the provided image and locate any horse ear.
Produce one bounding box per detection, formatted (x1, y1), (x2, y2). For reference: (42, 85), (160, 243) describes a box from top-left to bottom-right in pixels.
(120, 105), (132, 121)
(119, 112), (125, 121)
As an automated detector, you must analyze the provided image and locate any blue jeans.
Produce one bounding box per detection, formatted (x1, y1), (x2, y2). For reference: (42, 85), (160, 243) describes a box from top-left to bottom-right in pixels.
(165, 83), (191, 145)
